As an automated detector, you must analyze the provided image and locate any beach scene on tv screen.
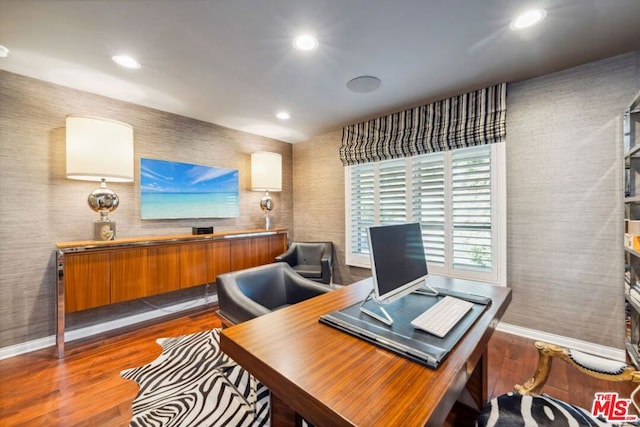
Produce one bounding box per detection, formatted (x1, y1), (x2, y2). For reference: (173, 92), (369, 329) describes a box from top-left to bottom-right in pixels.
(140, 158), (239, 219)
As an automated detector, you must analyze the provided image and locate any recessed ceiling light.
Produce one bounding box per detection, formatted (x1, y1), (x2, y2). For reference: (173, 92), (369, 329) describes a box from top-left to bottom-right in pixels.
(112, 55), (141, 69)
(510, 9), (547, 30)
(293, 34), (318, 51)
(276, 111), (291, 120)
(0, 45), (9, 58)
(347, 76), (382, 93)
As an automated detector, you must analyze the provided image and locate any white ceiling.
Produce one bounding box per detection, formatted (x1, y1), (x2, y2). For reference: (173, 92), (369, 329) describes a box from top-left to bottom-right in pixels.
(2, 0), (639, 143)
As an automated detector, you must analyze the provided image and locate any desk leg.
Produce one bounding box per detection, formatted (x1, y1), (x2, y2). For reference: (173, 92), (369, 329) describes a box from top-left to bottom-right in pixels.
(447, 349), (487, 425)
(270, 393), (304, 427)
(466, 349), (488, 409)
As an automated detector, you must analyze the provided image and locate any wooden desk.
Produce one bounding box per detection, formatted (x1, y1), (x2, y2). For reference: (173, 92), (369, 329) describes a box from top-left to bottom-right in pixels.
(220, 275), (511, 427)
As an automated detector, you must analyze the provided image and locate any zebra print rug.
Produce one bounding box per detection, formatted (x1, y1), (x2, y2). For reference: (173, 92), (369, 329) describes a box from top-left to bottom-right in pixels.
(477, 392), (625, 427)
(121, 329), (270, 426)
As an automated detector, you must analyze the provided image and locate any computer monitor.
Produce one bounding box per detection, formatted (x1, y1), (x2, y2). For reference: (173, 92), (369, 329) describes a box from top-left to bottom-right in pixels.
(367, 222), (435, 305)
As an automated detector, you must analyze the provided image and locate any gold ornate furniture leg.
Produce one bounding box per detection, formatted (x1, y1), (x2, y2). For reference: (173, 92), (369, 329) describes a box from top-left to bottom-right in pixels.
(514, 342), (566, 394)
(515, 341), (640, 395)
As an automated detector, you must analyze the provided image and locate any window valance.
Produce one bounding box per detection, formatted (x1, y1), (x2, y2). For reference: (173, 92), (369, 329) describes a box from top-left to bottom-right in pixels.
(339, 83), (506, 165)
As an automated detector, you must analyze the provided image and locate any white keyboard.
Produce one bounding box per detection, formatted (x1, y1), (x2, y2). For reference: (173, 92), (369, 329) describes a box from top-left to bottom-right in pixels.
(411, 296), (474, 338)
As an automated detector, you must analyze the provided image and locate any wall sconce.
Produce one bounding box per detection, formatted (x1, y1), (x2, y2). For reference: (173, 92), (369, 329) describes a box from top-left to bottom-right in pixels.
(66, 116), (134, 241)
(251, 151), (282, 230)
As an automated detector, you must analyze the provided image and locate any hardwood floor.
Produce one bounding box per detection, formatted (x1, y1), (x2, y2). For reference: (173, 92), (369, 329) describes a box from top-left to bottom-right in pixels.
(0, 308), (635, 426)
(0, 308), (222, 427)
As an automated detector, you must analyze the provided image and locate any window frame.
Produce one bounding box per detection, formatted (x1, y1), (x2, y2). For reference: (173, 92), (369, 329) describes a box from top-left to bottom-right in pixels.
(344, 142), (506, 286)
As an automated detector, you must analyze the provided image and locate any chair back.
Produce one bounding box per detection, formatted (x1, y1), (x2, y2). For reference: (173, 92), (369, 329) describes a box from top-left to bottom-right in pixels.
(295, 242), (329, 265)
(276, 241), (334, 284)
(234, 265), (288, 309)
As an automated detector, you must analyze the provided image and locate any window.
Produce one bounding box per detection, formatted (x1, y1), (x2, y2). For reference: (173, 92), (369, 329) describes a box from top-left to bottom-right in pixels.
(345, 143), (505, 285)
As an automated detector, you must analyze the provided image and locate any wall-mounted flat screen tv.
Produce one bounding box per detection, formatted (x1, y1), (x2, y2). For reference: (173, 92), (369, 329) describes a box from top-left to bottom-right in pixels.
(140, 158), (239, 219)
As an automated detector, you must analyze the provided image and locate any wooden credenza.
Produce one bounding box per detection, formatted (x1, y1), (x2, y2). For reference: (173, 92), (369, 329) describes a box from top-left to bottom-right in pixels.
(55, 229), (287, 357)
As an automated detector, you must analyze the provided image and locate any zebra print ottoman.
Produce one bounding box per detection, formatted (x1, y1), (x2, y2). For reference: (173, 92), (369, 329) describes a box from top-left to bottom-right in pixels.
(477, 392), (624, 427)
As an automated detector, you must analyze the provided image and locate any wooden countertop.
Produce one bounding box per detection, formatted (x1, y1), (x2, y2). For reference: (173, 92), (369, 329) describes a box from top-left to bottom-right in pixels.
(56, 228), (288, 252)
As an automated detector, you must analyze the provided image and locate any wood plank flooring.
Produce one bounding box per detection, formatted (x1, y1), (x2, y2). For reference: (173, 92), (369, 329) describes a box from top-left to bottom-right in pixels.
(0, 307), (636, 426)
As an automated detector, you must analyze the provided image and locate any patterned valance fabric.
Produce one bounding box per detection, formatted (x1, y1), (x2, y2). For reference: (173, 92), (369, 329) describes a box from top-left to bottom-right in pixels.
(340, 83), (506, 165)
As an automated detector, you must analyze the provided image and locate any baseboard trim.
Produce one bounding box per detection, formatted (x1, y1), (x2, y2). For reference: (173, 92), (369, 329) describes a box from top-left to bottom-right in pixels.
(1, 306), (625, 363)
(497, 322), (626, 362)
(0, 296), (216, 360)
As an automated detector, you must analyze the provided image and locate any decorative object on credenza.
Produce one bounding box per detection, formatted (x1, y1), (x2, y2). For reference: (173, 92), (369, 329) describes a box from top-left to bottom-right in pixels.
(65, 116), (134, 241)
(251, 151), (282, 230)
(192, 226), (214, 235)
(140, 158), (239, 219)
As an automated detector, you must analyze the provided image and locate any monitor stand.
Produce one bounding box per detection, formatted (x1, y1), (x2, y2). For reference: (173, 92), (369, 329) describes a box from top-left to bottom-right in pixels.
(412, 283), (439, 297)
(360, 290), (394, 325)
(359, 282), (440, 326)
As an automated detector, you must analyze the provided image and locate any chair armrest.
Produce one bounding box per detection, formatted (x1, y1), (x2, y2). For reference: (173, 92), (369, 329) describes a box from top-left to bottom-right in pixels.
(514, 341), (640, 395)
(320, 243), (332, 263)
(320, 243), (333, 284)
(275, 245), (297, 266)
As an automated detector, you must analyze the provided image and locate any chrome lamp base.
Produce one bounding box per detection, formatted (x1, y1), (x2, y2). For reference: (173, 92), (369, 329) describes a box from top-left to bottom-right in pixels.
(88, 178), (119, 241)
(260, 191), (274, 230)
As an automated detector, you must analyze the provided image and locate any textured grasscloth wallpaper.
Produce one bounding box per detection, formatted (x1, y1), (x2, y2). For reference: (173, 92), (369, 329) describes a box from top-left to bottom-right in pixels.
(294, 51), (640, 349)
(504, 52), (639, 348)
(0, 71), (292, 348)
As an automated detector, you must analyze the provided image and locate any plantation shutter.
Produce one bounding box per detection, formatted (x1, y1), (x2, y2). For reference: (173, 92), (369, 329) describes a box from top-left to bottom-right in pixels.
(451, 146), (492, 272)
(349, 163), (375, 255)
(379, 159), (407, 224)
(411, 153), (445, 267)
(347, 144), (501, 280)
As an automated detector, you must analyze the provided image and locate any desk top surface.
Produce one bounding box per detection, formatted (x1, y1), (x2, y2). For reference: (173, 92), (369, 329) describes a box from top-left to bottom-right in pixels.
(220, 275), (511, 427)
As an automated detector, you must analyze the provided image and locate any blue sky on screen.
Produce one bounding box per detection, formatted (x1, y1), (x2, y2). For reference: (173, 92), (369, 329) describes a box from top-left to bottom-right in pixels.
(140, 158), (239, 193)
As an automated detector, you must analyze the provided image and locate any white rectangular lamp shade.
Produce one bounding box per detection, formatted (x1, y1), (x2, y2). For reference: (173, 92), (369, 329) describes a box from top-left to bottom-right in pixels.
(251, 152), (282, 191)
(66, 116), (134, 182)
